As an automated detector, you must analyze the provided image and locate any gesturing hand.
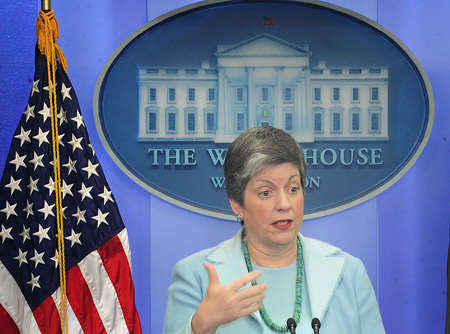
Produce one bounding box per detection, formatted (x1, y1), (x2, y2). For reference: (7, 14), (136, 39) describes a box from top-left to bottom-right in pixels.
(191, 262), (267, 334)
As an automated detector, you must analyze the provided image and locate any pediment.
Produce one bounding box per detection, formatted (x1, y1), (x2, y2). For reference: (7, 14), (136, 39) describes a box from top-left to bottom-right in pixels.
(215, 33), (312, 58)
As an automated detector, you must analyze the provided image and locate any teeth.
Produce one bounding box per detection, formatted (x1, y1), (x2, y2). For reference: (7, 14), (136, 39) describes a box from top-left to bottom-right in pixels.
(275, 221), (289, 225)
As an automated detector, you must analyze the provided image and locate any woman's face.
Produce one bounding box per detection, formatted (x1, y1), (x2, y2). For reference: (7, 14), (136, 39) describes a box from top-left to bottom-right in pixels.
(229, 162), (304, 252)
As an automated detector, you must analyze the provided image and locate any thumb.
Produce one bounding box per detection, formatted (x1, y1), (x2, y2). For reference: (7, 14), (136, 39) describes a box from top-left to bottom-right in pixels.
(204, 262), (220, 286)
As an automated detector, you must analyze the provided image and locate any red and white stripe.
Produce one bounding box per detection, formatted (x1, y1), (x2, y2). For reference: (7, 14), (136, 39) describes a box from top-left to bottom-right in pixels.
(0, 228), (141, 334)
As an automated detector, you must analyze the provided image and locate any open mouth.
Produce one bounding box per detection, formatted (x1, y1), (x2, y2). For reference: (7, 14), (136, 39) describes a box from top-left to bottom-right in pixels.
(274, 220), (291, 225)
(272, 220), (292, 227)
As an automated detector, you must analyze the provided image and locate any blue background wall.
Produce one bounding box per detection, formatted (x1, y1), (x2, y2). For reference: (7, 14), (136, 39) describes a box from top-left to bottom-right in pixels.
(1, 1), (449, 333)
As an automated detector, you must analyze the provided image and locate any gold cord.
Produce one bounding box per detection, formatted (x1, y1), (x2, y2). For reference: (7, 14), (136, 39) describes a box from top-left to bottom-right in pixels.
(37, 9), (68, 334)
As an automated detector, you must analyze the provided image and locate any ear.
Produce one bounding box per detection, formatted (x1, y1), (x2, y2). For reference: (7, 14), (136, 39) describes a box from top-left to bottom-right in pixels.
(228, 197), (243, 216)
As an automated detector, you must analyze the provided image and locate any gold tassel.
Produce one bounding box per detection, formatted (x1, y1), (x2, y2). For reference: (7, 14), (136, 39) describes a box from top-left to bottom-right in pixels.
(36, 9), (68, 72)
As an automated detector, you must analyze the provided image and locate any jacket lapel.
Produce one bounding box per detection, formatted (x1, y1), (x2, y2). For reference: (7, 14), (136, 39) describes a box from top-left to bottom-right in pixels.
(206, 229), (265, 327)
(300, 234), (345, 321)
(206, 228), (248, 283)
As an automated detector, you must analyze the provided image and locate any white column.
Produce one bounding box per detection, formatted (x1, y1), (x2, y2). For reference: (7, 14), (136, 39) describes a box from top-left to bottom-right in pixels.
(138, 80), (146, 139)
(304, 66), (311, 132)
(216, 67), (226, 138)
(247, 66), (255, 128)
(296, 80), (303, 135)
(275, 66), (284, 128)
(225, 74), (231, 135)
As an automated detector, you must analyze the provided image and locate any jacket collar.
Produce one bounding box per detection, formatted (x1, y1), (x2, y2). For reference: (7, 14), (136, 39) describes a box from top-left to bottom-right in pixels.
(206, 229), (345, 325)
(206, 229), (264, 326)
(206, 228), (248, 281)
(299, 234), (345, 321)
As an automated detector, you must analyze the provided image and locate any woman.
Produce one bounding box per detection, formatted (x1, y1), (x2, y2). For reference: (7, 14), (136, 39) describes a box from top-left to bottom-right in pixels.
(164, 126), (385, 333)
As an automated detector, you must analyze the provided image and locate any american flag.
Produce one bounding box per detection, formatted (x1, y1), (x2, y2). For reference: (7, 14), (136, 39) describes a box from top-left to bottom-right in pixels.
(263, 17), (275, 25)
(0, 31), (142, 334)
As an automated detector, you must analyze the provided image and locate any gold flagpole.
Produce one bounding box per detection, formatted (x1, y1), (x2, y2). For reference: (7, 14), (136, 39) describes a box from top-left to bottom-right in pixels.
(37, 1), (69, 333)
(41, 0), (51, 11)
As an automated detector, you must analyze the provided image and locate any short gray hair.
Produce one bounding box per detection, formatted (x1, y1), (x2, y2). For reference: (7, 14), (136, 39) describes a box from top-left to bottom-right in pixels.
(224, 126), (306, 206)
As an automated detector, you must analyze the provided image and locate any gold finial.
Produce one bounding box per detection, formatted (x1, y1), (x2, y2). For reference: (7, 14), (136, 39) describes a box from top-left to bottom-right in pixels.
(41, 0), (51, 11)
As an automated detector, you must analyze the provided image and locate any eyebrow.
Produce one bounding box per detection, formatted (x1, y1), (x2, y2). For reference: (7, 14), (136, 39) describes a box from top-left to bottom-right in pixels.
(254, 173), (300, 185)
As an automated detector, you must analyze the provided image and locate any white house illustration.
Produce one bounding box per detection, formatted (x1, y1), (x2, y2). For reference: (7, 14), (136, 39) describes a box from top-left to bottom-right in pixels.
(137, 33), (389, 142)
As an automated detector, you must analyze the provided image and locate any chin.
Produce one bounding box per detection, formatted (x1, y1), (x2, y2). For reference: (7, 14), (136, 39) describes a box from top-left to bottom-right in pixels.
(271, 231), (298, 245)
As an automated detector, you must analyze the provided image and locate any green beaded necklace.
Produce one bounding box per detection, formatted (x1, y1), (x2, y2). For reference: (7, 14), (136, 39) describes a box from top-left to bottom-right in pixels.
(242, 234), (303, 333)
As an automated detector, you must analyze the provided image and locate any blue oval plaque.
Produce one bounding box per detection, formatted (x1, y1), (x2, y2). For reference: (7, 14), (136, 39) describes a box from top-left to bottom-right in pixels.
(94, 0), (433, 220)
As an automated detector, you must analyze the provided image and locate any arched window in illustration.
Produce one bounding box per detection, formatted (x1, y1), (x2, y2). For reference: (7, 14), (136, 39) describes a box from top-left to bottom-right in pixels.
(260, 86), (273, 103)
(145, 105), (159, 133)
(349, 107), (362, 133)
(283, 106), (294, 132)
(207, 87), (216, 103)
(165, 106), (179, 134)
(167, 87), (176, 103)
(234, 107), (247, 132)
(313, 106), (325, 134)
(368, 105), (382, 134)
(332, 87), (341, 102)
(148, 87), (157, 104)
(203, 106), (217, 134)
(184, 106), (197, 134)
(234, 86), (247, 104)
(186, 87), (196, 103)
(352, 87), (359, 102)
(284, 87), (293, 103)
(312, 87), (321, 103)
(330, 106), (344, 134)
(370, 86), (379, 103)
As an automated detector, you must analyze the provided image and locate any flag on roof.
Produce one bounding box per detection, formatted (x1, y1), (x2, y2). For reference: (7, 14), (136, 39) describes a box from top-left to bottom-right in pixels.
(0, 9), (142, 334)
(264, 16), (275, 25)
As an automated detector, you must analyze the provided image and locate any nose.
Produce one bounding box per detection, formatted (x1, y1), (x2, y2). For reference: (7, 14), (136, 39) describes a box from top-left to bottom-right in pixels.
(276, 190), (292, 211)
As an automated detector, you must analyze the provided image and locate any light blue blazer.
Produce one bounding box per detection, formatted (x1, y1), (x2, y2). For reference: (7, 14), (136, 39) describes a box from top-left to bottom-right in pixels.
(163, 229), (385, 333)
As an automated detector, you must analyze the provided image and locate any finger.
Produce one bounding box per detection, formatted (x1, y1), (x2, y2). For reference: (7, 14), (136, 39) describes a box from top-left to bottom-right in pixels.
(238, 283), (267, 298)
(203, 261), (220, 286)
(239, 300), (263, 318)
(237, 282), (267, 300)
(230, 269), (262, 290)
(247, 269), (262, 281)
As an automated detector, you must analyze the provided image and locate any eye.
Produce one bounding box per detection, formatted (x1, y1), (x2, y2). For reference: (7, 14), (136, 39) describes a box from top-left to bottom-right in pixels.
(289, 186), (300, 193)
(259, 190), (271, 197)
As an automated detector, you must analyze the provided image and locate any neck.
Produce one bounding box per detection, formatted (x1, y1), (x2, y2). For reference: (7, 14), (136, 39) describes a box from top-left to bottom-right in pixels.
(246, 237), (298, 268)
